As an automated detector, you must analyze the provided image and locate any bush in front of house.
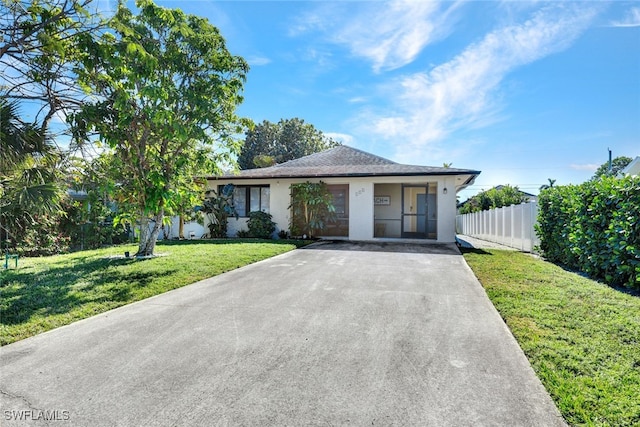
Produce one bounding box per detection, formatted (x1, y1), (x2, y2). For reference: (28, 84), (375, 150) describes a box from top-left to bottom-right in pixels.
(289, 181), (336, 237)
(246, 211), (276, 239)
(536, 175), (640, 288)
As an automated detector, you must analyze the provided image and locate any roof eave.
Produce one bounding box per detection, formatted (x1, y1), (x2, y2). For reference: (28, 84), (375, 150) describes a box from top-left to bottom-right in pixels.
(207, 170), (482, 180)
(455, 173), (481, 193)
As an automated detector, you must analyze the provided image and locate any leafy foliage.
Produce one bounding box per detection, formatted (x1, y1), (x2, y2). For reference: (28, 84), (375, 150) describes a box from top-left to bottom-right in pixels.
(289, 181), (336, 237)
(238, 118), (340, 169)
(58, 196), (130, 251)
(592, 156), (633, 180)
(71, 0), (249, 256)
(0, 97), (64, 248)
(539, 178), (556, 191)
(459, 185), (529, 214)
(12, 213), (70, 256)
(246, 211), (276, 239)
(536, 175), (640, 288)
(201, 184), (237, 238)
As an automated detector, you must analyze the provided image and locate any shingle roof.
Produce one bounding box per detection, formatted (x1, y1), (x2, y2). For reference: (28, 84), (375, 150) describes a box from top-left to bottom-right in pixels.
(210, 146), (481, 180)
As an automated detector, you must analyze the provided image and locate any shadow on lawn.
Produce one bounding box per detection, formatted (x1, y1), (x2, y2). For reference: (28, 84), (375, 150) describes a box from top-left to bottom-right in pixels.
(459, 247), (493, 256)
(0, 256), (175, 326)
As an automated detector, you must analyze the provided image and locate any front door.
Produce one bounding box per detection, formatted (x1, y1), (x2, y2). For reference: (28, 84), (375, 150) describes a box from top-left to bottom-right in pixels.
(401, 184), (437, 239)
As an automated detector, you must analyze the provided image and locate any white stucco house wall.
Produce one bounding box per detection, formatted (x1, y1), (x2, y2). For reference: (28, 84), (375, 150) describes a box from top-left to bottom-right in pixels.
(206, 146), (480, 243)
(155, 216), (205, 240)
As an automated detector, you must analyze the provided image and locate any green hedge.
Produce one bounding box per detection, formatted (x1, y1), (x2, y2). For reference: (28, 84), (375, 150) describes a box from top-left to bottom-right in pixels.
(536, 175), (640, 289)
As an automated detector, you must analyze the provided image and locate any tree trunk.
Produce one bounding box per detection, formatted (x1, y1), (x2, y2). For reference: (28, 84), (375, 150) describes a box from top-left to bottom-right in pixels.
(178, 215), (185, 239)
(136, 210), (164, 256)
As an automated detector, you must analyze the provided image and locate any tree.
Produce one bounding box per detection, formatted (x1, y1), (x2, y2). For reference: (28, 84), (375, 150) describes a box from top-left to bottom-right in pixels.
(0, 97), (64, 247)
(592, 156), (633, 180)
(71, 0), (249, 256)
(238, 118), (340, 169)
(289, 181), (336, 237)
(459, 185), (529, 214)
(1, 1), (106, 251)
(539, 178), (556, 191)
(1, 0), (105, 145)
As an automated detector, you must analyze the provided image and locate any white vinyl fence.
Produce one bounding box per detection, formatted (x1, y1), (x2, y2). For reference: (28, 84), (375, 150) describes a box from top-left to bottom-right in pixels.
(456, 202), (540, 252)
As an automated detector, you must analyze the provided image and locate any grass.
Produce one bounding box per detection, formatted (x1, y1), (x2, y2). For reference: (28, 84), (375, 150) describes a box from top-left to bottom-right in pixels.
(463, 249), (640, 427)
(0, 239), (307, 346)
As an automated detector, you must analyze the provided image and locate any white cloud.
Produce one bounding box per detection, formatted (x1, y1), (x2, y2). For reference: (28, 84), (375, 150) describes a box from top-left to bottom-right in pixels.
(246, 56), (271, 66)
(324, 132), (354, 145)
(570, 163), (599, 171)
(364, 4), (600, 162)
(334, 1), (460, 72)
(291, 1), (461, 72)
(610, 7), (640, 27)
(288, 5), (331, 36)
(348, 97), (367, 104)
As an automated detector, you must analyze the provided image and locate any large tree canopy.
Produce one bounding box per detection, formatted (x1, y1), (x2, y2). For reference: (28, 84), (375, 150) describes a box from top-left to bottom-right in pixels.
(592, 156), (633, 180)
(1, 0), (104, 143)
(459, 185), (529, 214)
(71, 0), (249, 256)
(238, 118), (340, 169)
(0, 1), (106, 251)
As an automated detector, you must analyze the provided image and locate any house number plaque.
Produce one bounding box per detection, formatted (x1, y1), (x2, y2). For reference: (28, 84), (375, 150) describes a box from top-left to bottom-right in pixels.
(374, 196), (390, 205)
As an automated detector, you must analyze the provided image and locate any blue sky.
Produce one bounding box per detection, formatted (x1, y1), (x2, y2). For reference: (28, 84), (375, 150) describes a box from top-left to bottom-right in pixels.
(137, 1), (638, 199)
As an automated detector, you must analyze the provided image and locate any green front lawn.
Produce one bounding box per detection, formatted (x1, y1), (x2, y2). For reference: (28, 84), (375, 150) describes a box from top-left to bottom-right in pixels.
(0, 239), (306, 346)
(463, 249), (640, 427)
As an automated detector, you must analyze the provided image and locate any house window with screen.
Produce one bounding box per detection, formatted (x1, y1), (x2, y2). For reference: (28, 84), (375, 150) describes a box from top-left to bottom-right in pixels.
(224, 185), (270, 217)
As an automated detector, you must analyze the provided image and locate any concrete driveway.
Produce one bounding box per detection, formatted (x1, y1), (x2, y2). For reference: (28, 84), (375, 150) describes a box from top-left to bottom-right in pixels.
(0, 241), (564, 426)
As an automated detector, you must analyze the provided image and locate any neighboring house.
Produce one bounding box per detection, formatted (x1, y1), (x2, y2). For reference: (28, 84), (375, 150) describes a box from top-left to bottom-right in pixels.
(206, 146), (480, 243)
(156, 216), (205, 240)
(493, 185), (538, 203)
(619, 156), (640, 177)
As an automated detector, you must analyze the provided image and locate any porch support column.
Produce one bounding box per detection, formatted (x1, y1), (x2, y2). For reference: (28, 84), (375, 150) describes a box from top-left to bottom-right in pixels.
(437, 176), (457, 243)
(349, 181), (374, 240)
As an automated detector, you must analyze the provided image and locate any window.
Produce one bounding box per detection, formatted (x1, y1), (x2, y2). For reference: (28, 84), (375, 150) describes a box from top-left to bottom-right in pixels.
(318, 184), (348, 237)
(329, 185), (348, 217)
(224, 185), (270, 217)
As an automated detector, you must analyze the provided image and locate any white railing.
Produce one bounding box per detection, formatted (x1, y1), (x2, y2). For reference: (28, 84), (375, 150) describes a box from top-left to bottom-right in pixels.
(456, 202), (540, 252)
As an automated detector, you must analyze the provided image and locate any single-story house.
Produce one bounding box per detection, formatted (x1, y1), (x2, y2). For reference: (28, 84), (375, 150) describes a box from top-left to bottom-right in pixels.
(206, 146), (480, 243)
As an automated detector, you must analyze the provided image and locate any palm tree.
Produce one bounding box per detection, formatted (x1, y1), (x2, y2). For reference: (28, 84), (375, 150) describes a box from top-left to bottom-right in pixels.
(539, 178), (556, 191)
(0, 97), (62, 246)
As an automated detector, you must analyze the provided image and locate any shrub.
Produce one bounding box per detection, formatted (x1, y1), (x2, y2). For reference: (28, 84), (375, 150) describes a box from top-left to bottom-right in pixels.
(201, 184), (236, 238)
(59, 198), (130, 250)
(236, 229), (251, 238)
(13, 214), (70, 256)
(536, 185), (581, 266)
(278, 229), (289, 239)
(246, 211), (276, 239)
(536, 175), (640, 288)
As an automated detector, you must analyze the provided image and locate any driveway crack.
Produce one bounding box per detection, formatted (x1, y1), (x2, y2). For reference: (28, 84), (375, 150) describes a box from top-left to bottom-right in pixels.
(0, 388), (51, 426)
